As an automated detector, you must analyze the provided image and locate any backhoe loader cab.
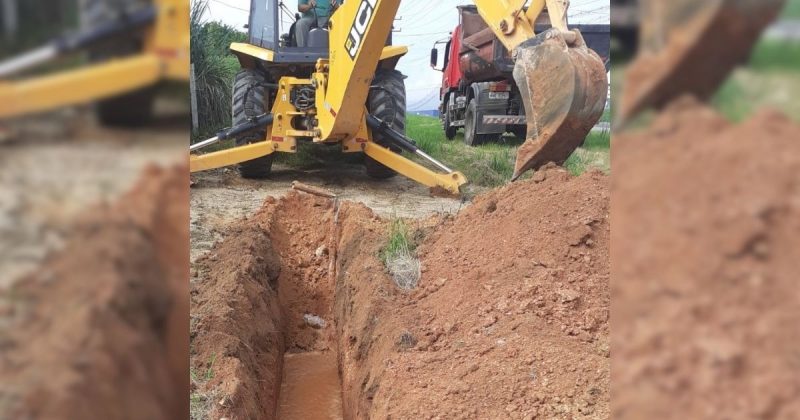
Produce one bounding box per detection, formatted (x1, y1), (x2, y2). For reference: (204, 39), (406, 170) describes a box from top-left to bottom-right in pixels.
(242, 0), (330, 67)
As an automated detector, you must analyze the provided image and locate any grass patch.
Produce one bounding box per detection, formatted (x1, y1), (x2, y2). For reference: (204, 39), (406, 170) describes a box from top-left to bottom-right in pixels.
(782, 0), (800, 18)
(600, 107), (611, 124)
(190, 391), (216, 420)
(406, 114), (610, 184)
(749, 40), (800, 71)
(713, 77), (753, 122)
(583, 129), (611, 150)
(197, 113), (610, 183)
(714, 68), (800, 122)
(380, 219), (420, 290)
(381, 219), (416, 263)
(189, 356), (220, 420)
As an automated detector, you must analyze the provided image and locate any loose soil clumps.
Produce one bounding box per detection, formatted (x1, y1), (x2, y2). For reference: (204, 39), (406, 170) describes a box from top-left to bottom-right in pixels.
(612, 99), (800, 419)
(0, 165), (189, 419)
(336, 167), (610, 419)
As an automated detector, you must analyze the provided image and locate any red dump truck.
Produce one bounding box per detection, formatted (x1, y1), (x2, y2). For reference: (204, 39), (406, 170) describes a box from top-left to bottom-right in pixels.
(430, 5), (610, 145)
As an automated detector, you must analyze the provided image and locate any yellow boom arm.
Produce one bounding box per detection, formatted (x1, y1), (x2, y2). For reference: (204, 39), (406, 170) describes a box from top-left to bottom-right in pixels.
(317, 0), (571, 141)
(0, 0), (188, 119)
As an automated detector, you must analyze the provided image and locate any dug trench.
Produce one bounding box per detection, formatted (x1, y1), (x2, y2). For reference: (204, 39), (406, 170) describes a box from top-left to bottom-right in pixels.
(190, 166), (610, 419)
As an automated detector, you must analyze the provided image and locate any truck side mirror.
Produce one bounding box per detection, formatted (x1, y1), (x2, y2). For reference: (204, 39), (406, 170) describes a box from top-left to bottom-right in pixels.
(430, 48), (440, 71)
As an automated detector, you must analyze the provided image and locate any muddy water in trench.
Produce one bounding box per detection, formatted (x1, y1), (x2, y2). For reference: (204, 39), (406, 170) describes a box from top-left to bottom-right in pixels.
(277, 351), (344, 420)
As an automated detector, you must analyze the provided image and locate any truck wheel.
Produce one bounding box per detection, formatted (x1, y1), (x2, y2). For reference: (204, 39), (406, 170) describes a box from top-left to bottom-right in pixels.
(511, 126), (527, 140)
(82, 0), (155, 126)
(443, 102), (457, 140)
(232, 69), (274, 179)
(464, 100), (495, 146)
(365, 69), (406, 179)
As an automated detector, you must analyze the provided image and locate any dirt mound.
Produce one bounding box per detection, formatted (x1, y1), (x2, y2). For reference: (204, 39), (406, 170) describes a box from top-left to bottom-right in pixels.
(612, 99), (800, 419)
(0, 165), (189, 419)
(193, 167), (609, 419)
(336, 167), (610, 418)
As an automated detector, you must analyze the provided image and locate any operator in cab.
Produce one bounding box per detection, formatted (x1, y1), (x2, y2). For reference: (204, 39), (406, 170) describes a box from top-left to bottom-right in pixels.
(296, 0), (339, 47)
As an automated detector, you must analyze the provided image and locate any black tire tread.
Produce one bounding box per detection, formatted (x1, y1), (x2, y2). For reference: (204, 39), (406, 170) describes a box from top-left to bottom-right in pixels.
(232, 69), (274, 179)
(443, 94), (457, 140)
(464, 99), (496, 146)
(365, 69), (406, 179)
(83, 0), (155, 127)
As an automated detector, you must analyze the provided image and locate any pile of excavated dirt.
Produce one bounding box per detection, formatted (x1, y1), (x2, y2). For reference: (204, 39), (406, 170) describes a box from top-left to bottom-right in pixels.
(0, 165), (189, 419)
(336, 167), (610, 419)
(612, 98), (800, 419)
(192, 166), (610, 419)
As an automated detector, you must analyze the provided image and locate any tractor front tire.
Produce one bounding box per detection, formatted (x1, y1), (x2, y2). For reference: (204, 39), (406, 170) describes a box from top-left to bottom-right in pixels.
(365, 69), (406, 179)
(232, 69), (274, 179)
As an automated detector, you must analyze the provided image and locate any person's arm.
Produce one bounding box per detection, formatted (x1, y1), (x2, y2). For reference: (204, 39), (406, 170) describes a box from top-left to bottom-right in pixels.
(298, 0), (316, 13)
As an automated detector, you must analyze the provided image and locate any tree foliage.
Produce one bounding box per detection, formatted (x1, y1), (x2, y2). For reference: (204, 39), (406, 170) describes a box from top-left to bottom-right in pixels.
(191, 0), (246, 139)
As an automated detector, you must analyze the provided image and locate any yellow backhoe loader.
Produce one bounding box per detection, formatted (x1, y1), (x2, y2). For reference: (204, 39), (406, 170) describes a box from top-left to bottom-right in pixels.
(189, 0), (609, 195)
(0, 0), (189, 125)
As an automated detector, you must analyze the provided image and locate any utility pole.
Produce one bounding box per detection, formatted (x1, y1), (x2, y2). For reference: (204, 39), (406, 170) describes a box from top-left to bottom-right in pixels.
(190, 63), (199, 133)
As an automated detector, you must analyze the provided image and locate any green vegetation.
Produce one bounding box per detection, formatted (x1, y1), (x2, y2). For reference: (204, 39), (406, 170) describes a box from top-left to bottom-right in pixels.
(748, 40), (800, 71)
(782, 0), (800, 18)
(380, 218), (420, 290)
(407, 114), (610, 186)
(380, 219), (416, 264)
(191, 0), (247, 140)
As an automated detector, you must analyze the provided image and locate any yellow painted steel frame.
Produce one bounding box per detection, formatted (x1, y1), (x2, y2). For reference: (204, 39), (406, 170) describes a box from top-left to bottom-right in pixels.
(190, 99), (467, 194)
(0, 0), (188, 119)
(471, 0), (569, 51)
(362, 142), (467, 195)
(317, 0), (401, 141)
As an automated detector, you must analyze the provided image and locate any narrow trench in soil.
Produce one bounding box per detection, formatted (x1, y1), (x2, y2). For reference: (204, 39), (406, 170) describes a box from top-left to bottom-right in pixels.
(270, 201), (345, 420)
(277, 352), (343, 420)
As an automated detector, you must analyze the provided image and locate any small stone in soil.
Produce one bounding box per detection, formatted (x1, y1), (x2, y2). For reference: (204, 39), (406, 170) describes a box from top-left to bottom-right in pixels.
(303, 314), (327, 329)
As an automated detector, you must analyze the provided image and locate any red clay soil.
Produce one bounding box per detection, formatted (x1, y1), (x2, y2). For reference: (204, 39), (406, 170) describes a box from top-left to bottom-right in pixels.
(192, 167), (609, 419)
(612, 98), (800, 419)
(0, 165), (189, 419)
(191, 192), (337, 420)
(336, 167), (610, 419)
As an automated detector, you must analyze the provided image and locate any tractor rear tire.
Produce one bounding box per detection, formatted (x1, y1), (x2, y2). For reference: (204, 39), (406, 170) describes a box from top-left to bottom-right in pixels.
(365, 69), (406, 179)
(464, 99), (496, 146)
(82, 0), (156, 127)
(232, 69), (274, 179)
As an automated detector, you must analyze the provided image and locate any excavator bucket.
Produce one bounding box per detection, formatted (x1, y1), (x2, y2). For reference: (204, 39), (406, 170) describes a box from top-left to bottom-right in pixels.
(616, 0), (786, 129)
(512, 29), (608, 180)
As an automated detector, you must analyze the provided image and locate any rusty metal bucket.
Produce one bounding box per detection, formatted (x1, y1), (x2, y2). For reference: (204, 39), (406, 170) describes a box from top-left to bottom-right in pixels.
(616, 0), (786, 129)
(512, 28), (608, 180)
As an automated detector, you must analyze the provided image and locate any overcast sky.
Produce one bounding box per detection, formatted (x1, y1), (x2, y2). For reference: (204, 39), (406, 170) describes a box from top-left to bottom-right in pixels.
(202, 0), (609, 110)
